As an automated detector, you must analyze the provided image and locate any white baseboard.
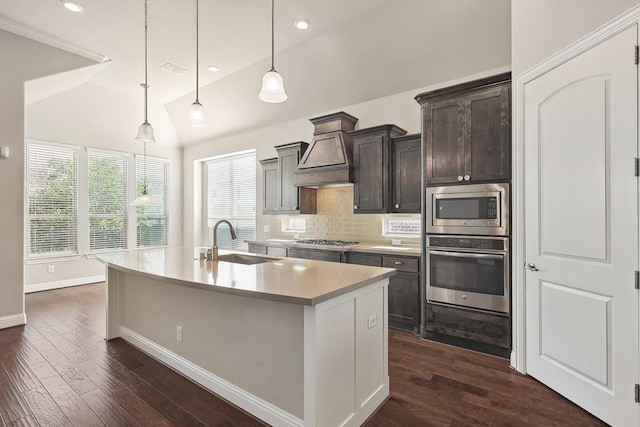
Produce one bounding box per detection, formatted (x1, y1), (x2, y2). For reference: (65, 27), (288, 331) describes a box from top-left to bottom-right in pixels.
(24, 275), (105, 294)
(119, 327), (304, 427)
(0, 313), (26, 329)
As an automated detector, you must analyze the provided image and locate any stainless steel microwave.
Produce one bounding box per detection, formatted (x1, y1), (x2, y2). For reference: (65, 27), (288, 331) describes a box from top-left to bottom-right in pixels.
(426, 183), (509, 236)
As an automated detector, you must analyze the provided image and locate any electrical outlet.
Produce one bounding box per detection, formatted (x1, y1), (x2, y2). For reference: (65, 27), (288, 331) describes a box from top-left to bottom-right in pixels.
(263, 225), (270, 233)
(176, 325), (183, 342)
(391, 239), (402, 246)
(47, 265), (55, 274)
(367, 314), (377, 329)
(293, 234), (300, 240)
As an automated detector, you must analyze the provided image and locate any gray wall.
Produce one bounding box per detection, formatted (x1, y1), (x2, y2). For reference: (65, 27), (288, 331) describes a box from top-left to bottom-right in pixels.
(512, 0), (640, 78)
(0, 30), (95, 323)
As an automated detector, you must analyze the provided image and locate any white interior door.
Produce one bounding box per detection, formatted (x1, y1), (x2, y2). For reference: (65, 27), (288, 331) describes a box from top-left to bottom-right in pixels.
(524, 25), (639, 425)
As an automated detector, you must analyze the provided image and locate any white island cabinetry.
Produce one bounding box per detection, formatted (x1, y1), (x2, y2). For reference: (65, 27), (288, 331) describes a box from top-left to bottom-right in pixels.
(99, 248), (394, 427)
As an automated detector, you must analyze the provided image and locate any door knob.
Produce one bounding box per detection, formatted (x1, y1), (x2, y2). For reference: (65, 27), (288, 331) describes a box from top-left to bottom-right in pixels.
(395, 204), (400, 209)
(457, 176), (463, 181)
(525, 263), (539, 271)
(293, 206), (299, 211)
(464, 175), (470, 181)
(354, 205), (359, 210)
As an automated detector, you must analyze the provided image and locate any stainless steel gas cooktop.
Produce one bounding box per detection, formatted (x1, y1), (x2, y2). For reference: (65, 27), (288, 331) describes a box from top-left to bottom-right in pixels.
(295, 239), (360, 247)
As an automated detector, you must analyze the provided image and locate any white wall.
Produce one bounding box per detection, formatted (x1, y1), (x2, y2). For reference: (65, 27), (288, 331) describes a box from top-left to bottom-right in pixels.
(183, 66), (510, 249)
(511, 0), (640, 77)
(0, 29), (96, 325)
(24, 81), (184, 288)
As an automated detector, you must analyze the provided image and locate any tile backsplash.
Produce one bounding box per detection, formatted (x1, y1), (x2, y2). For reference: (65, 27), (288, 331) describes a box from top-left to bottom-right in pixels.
(269, 187), (421, 245)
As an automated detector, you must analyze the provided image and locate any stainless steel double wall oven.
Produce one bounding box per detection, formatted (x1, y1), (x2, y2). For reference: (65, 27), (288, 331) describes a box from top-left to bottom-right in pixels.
(425, 183), (510, 313)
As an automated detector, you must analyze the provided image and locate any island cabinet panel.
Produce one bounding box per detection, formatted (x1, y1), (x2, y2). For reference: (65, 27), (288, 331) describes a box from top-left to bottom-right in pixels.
(425, 302), (511, 358)
(391, 134), (421, 213)
(259, 158), (278, 214)
(104, 260), (390, 427)
(417, 72), (511, 185)
(288, 247), (343, 263)
(348, 252), (420, 333)
(351, 125), (407, 214)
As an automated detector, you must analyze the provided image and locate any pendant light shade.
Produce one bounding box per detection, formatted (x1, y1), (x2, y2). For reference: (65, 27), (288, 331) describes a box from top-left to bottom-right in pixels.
(135, 121), (156, 143)
(131, 191), (155, 206)
(186, 101), (208, 127)
(259, 70), (287, 103)
(136, 0), (156, 143)
(259, 0), (287, 103)
(187, 0), (208, 127)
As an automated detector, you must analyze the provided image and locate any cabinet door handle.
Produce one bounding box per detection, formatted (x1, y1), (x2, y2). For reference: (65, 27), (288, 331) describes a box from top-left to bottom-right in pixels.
(394, 204), (400, 209)
(394, 261), (404, 265)
(457, 175), (463, 181)
(354, 205), (359, 210)
(464, 175), (470, 181)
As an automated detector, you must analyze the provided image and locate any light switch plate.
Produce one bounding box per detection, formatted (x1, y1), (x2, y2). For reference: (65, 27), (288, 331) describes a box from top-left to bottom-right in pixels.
(263, 225), (269, 233)
(0, 146), (10, 158)
(392, 239), (402, 246)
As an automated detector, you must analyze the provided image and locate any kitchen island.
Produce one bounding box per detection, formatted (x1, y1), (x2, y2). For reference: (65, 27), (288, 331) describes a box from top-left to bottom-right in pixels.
(98, 247), (395, 427)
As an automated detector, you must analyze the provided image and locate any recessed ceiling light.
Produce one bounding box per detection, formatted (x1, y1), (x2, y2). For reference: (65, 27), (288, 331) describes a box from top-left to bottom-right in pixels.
(61, 1), (83, 13)
(294, 19), (310, 30)
(207, 65), (220, 72)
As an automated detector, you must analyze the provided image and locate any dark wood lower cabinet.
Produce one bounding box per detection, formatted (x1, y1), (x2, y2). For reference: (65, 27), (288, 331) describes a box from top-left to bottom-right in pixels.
(348, 252), (420, 333)
(425, 302), (511, 358)
(287, 247), (343, 263)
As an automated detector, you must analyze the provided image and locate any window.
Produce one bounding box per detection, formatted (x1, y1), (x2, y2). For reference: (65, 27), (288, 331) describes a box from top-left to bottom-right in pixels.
(136, 154), (169, 247)
(382, 217), (421, 237)
(206, 151), (256, 251)
(27, 142), (78, 257)
(88, 149), (128, 251)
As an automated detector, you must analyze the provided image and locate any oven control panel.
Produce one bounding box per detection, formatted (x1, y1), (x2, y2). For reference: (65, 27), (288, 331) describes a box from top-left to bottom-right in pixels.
(428, 236), (507, 251)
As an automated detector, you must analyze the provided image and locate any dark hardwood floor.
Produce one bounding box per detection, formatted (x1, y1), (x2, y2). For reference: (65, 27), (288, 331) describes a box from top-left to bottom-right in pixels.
(0, 283), (606, 426)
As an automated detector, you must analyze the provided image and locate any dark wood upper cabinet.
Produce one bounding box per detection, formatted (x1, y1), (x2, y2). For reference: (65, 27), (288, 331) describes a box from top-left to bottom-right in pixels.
(350, 125), (407, 214)
(416, 73), (511, 185)
(391, 133), (421, 213)
(260, 142), (317, 215)
(259, 158), (278, 214)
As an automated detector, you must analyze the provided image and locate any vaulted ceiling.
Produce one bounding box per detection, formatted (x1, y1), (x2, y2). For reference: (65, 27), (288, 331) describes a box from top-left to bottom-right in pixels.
(0, 0), (511, 147)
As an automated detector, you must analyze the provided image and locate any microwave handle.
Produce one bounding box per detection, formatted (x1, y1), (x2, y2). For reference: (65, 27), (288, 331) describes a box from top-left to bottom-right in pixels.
(428, 250), (504, 260)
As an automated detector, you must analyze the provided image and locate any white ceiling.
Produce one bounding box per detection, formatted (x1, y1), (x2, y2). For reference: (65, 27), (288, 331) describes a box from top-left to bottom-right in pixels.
(0, 0), (511, 147)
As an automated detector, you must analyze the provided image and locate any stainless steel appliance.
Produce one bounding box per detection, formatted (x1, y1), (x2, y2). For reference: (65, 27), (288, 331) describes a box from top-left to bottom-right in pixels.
(426, 183), (509, 236)
(426, 235), (509, 313)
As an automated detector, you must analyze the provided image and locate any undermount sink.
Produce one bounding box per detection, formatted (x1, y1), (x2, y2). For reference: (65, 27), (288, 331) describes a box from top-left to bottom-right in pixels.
(371, 245), (411, 251)
(216, 254), (275, 265)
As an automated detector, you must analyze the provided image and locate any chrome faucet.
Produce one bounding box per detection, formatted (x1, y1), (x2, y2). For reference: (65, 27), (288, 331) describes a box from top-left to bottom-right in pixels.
(212, 220), (237, 262)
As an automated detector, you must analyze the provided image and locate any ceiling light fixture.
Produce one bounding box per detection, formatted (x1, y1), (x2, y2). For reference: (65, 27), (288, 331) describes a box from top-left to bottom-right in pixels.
(259, 0), (287, 103)
(207, 65), (219, 72)
(186, 0), (208, 127)
(61, 1), (83, 13)
(135, 0), (156, 144)
(294, 19), (309, 30)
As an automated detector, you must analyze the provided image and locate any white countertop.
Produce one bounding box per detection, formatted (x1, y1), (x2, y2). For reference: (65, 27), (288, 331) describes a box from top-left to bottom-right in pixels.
(97, 247), (395, 306)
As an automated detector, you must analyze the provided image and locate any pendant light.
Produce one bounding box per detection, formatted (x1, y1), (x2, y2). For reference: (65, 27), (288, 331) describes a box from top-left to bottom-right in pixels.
(259, 0), (287, 103)
(135, 0), (156, 143)
(186, 0), (208, 127)
(131, 140), (156, 206)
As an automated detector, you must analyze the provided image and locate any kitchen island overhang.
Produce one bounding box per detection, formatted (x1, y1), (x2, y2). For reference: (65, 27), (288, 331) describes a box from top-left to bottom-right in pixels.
(98, 247), (395, 427)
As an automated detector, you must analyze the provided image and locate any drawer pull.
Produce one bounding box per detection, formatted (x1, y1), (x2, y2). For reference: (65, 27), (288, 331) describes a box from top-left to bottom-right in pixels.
(394, 261), (404, 265)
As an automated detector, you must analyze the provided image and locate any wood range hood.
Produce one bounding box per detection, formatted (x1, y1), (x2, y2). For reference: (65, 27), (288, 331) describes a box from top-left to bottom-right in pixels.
(294, 111), (359, 188)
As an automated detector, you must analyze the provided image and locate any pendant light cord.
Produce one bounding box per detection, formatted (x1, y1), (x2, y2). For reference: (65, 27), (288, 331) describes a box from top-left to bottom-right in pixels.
(195, 0), (200, 103)
(270, 0), (275, 71)
(143, 0), (149, 124)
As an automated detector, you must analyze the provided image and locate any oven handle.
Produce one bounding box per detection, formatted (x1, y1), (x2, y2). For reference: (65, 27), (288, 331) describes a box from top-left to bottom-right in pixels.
(427, 249), (505, 260)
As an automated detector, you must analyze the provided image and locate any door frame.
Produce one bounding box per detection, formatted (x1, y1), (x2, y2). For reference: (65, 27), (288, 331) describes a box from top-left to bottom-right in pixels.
(512, 4), (640, 373)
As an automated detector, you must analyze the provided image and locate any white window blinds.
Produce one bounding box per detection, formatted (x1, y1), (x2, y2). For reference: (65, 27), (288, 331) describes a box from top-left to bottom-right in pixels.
(206, 152), (256, 251)
(88, 149), (128, 251)
(27, 142), (78, 257)
(136, 154), (169, 247)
